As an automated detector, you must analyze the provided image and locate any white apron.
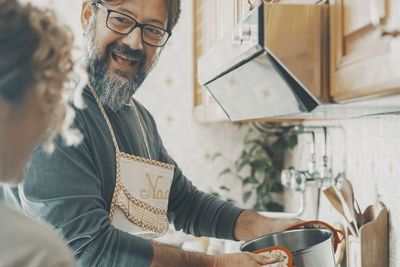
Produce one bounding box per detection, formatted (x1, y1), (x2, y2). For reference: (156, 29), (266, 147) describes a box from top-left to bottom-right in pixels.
(88, 84), (174, 239)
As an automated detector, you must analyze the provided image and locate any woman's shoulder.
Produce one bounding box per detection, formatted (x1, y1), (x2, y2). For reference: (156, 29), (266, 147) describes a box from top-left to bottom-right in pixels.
(0, 203), (76, 267)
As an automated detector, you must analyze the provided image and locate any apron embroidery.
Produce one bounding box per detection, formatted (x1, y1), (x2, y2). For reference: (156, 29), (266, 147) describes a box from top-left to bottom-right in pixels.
(88, 84), (174, 237)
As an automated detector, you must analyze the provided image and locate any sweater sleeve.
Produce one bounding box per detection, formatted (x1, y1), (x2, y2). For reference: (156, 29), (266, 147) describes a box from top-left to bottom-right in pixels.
(168, 158), (243, 240)
(167, 157), (244, 240)
(20, 119), (153, 267)
(148, 121), (244, 240)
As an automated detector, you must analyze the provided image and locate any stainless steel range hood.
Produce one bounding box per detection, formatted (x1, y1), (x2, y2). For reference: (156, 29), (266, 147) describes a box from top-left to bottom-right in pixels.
(197, 3), (400, 121)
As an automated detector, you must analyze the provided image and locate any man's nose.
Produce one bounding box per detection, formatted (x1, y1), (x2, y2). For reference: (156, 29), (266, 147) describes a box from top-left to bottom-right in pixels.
(121, 27), (144, 51)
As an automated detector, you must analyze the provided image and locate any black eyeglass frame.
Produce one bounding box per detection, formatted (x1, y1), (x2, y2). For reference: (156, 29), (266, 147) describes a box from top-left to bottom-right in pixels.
(93, 2), (172, 47)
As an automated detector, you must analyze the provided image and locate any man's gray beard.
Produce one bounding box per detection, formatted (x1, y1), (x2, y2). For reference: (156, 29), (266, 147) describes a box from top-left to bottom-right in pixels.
(87, 58), (144, 112)
(84, 18), (146, 112)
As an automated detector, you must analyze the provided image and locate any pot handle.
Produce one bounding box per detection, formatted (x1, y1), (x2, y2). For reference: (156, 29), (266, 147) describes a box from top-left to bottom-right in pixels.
(284, 220), (345, 253)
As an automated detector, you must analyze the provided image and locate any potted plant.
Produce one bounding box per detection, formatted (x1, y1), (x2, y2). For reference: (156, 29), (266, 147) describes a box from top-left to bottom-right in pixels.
(211, 123), (298, 212)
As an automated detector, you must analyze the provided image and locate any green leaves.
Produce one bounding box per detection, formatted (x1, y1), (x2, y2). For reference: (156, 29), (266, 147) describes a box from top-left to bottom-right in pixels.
(226, 198), (236, 204)
(211, 124), (298, 212)
(234, 122), (246, 129)
(243, 191), (252, 203)
(220, 186), (230, 191)
(235, 158), (250, 173)
(242, 176), (259, 185)
(210, 192), (220, 198)
(212, 152), (222, 161)
(218, 168), (231, 177)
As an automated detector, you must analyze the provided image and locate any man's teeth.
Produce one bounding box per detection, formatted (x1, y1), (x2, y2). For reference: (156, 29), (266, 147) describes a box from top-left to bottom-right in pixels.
(119, 54), (135, 61)
(113, 52), (137, 65)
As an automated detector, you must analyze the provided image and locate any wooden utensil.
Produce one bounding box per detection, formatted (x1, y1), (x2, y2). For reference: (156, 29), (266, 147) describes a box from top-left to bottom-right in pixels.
(354, 199), (365, 226)
(340, 178), (363, 228)
(323, 186), (358, 237)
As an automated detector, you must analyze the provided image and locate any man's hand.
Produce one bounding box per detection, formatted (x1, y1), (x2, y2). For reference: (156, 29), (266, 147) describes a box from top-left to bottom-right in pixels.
(150, 241), (282, 267)
(150, 210), (302, 267)
(212, 252), (282, 267)
(234, 210), (303, 241)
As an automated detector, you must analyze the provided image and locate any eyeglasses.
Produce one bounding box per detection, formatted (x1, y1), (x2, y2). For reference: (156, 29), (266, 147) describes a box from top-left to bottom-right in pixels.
(94, 3), (171, 47)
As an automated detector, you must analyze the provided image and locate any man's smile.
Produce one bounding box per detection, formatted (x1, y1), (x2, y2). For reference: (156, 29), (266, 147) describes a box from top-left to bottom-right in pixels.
(111, 50), (138, 66)
(109, 50), (141, 74)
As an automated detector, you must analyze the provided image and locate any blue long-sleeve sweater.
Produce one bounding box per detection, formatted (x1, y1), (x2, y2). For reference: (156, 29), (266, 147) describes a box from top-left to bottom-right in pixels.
(20, 86), (243, 266)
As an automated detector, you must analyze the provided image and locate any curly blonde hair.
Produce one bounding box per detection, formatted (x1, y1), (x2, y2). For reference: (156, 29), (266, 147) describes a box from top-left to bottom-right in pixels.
(0, 0), (80, 151)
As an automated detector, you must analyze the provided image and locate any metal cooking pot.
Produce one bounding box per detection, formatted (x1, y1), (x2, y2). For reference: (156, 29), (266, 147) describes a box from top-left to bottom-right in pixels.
(241, 229), (335, 267)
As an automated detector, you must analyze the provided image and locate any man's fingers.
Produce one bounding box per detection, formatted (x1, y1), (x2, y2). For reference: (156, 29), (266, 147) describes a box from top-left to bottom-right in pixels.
(244, 252), (281, 265)
(262, 264), (285, 267)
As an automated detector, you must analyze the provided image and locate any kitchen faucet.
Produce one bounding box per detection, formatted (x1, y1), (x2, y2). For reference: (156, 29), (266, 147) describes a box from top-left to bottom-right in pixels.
(281, 126), (344, 219)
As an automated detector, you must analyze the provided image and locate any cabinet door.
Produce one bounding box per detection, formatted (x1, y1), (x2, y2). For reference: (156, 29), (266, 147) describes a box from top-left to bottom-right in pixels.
(330, 0), (400, 101)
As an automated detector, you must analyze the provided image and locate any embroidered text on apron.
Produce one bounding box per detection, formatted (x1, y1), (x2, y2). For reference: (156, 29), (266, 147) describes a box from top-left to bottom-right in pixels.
(88, 84), (174, 238)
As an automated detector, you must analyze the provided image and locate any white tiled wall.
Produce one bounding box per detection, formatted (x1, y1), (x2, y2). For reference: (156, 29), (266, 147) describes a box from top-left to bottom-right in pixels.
(288, 116), (400, 266)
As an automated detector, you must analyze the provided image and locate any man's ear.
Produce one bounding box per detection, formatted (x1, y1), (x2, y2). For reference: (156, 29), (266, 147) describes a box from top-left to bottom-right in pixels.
(81, 2), (94, 32)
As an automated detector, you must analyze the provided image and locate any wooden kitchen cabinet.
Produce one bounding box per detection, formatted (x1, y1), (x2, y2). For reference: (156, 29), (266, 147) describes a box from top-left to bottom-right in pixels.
(193, 0), (252, 123)
(330, 0), (400, 101)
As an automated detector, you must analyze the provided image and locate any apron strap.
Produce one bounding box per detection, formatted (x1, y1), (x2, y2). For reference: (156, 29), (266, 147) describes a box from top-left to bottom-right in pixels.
(130, 98), (152, 160)
(88, 84), (121, 153)
(88, 84), (152, 160)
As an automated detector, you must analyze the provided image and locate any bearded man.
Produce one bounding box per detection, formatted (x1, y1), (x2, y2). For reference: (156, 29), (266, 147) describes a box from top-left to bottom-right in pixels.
(20, 0), (301, 266)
